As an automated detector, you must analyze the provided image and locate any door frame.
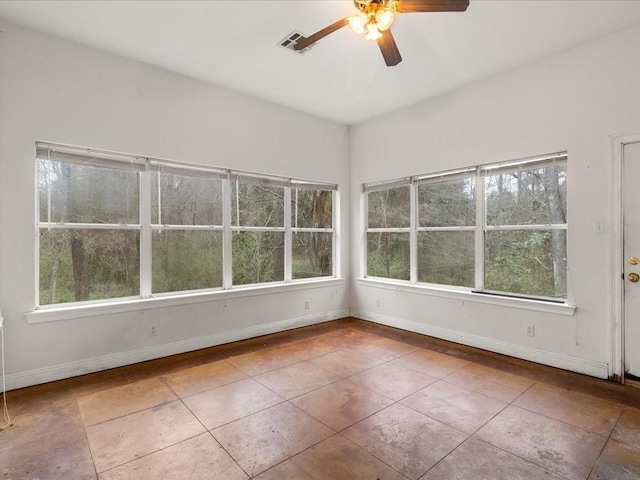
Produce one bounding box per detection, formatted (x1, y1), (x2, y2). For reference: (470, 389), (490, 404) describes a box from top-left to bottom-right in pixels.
(611, 131), (640, 383)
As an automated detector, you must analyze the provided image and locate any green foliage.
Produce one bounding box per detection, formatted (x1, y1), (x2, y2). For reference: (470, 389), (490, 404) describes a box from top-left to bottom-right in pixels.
(367, 232), (410, 280)
(152, 230), (222, 293)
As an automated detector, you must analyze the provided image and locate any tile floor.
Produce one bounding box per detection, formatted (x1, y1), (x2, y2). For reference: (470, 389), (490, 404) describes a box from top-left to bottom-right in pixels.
(2, 318), (640, 479)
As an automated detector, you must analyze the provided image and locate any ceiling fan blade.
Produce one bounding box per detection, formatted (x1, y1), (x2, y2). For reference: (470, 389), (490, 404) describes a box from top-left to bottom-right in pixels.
(397, 0), (469, 13)
(293, 17), (350, 51)
(377, 29), (402, 67)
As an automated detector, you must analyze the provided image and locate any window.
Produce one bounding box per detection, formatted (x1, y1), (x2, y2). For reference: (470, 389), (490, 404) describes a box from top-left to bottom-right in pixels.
(365, 181), (411, 280)
(291, 182), (335, 280)
(37, 143), (337, 306)
(364, 153), (567, 301)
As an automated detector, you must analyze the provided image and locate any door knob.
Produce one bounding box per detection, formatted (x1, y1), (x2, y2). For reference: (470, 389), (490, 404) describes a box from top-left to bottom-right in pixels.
(629, 273), (640, 283)
(630, 256), (639, 265)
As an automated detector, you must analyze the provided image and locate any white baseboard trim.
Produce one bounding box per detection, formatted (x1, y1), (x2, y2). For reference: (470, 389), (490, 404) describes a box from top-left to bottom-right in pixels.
(353, 309), (609, 379)
(6, 309), (350, 391)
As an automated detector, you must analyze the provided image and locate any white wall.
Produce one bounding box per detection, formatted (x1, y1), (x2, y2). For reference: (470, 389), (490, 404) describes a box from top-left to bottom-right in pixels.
(0, 20), (351, 389)
(350, 24), (640, 379)
(3, 18), (640, 390)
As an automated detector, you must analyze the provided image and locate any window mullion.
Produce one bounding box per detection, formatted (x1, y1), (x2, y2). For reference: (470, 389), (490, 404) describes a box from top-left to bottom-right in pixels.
(284, 187), (292, 282)
(475, 170), (485, 291)
(140, 165), (152, 298)
(410, 183), (417, 284)
(222, 175), (233, 289)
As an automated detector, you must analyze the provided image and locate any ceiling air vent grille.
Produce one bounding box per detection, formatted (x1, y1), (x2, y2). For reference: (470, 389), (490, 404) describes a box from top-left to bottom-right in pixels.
(278, 31), (311, 55)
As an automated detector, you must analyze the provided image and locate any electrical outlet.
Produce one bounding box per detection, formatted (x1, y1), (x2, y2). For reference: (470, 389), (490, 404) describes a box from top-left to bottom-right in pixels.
(304, 300), (310, 310)
(526, 325), (535, 337)
(375, 298), (380, 307)
(149, 324), (158, 337)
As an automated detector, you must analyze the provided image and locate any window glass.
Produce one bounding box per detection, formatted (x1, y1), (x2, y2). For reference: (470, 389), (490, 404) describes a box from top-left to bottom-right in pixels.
(367, 232), (410, 280)
(38, 160), (139, 224)
(367, 186), (410, 228)
(232, 231), (285, 285)
(292, 189), (332, 229)
(418, 178), (476, 227)
(486, 165), (567, 226)
(293, 232), (332, 279)
(152, 173), (222, 225)
(232, 181), (284, 228)
(485, 229), (567, 298)
(418, 231), (474, 287)
(39, 229), (140, 305)
(152, 231), (222, 293)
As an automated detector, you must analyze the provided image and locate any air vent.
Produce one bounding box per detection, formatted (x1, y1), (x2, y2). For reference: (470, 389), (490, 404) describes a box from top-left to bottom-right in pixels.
(278, 31), (311, 54)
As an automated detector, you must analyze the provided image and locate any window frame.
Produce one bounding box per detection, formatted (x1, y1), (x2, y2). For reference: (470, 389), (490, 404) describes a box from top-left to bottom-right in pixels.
(363, 152), (569, 304)
(35, 142), (338, 309)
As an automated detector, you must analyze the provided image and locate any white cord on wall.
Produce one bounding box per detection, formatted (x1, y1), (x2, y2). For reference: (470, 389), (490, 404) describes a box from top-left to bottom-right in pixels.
(0, 308), (13, 431)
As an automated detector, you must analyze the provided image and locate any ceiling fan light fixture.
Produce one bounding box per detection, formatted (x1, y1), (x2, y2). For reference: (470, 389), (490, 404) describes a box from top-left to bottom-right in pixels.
(375, 9), (395, 31)
(348, 12), (368, 34)
(364, 22), (382, 41)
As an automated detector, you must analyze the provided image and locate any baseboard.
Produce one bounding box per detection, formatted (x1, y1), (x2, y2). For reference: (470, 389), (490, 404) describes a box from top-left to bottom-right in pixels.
(5, 309), (350, 391)
(352, 309), (609, 379)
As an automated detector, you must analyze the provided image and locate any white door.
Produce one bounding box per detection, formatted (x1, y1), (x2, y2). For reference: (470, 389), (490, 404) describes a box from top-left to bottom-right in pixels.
(623, 141), (640, 379)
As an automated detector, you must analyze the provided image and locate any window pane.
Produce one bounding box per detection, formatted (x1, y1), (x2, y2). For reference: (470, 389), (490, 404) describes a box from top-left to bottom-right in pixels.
(367, 232), (410, 280)
(418, 177), (476, 227)
(38, 160), (139, 224)
(292, 189), (332, 229)
(485, 229), (567, 298)
(152, 230), (222, 293)
(293, 232), (332, 279)
(152, 173), (222, 226)
(485, 165), (567, 226)
(232, 231), (284, 285)
(232, 181), (284, 227)
(39, 229), (140, 305)
(418, 231), (474, 287)
(367, 186), (410, 228)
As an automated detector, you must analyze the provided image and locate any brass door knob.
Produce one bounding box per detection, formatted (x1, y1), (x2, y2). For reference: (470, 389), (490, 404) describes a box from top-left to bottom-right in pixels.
(630, 256), (639, 265)
(629, 273), (640, 283)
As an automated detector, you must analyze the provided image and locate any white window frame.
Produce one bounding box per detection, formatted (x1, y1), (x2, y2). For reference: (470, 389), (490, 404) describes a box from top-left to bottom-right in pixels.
(35, 142), (338, 309)
(363, 152), (569, 304)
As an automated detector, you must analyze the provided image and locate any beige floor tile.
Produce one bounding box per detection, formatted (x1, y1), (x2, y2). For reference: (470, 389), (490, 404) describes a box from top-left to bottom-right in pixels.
(318, 328), (383, 348)
(402, 380), (506, 434)
(343, 403), (467, 479)
(86, 400), (205, 473)
(588, 439), (640, 480)
(392, 348), (469, 379)
(284, 334), (342, 360)
(290, 379), (393, 431)
(308, 348), (386, 377)
(350, 337), (418, 361)
(420, 437), (565, 480)
(444, 363), (535, 403)
(226, 346), (308, 376)
(183, 378), (283, 430)
(513, 382), (624, 436)
(255, 361), (340, 399)
(77, 377), (177, 427)
(476, 405), (608, 480)
(253, 434), (406, 480)
(0, 400), (96, 480)
(162, 360), (247, 398)
(348, 362), (437, 401)
(212, 402), (333, 477)
(612, 406), (640, 449)
(99, 433), (248, 480)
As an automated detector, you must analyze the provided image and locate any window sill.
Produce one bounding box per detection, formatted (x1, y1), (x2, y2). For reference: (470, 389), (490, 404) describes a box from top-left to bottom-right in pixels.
(26, 278), (344, 324)
(356, 278), (576, 316)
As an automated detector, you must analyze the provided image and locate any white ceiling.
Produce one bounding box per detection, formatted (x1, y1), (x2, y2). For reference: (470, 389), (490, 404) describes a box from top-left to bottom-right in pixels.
(2, 1), (640, 124)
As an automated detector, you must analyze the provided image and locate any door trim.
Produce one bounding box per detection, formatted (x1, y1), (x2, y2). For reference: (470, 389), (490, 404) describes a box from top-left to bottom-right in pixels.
(611, 132), (640, 383)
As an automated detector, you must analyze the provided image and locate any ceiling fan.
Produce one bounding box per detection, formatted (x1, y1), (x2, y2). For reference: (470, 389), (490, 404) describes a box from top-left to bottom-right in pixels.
(293, 0), (470, 67)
